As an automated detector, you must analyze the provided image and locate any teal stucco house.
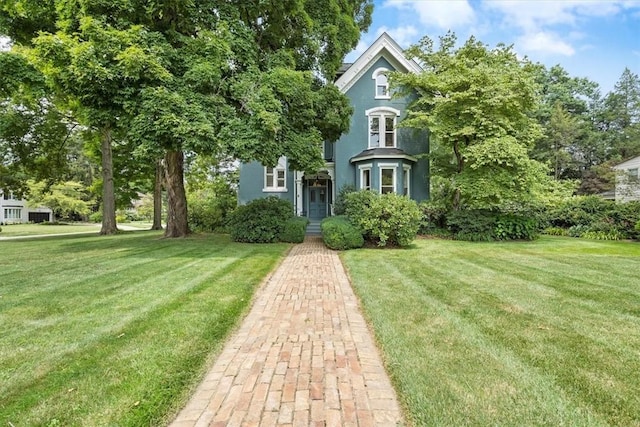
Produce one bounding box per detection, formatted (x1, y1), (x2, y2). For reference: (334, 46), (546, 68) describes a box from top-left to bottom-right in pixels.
(238, 33), (429, 220)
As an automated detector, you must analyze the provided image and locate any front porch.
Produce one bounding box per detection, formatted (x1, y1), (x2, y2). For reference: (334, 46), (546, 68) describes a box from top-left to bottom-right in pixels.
(294, 166), (335, 221)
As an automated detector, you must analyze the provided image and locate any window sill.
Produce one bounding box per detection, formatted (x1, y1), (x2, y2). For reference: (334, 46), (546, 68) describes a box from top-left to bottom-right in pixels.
(262, 188), (288, 193)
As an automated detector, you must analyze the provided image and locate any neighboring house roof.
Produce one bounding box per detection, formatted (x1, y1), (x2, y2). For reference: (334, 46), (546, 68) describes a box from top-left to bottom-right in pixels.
(350, 147), (417, 163)
(613, 154), (640, 169)
(334, 32), (422, 94)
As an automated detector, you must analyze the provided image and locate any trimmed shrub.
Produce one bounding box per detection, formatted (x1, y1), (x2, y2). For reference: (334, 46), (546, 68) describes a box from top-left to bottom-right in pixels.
(279, 217), (309, 243)
(345, 191), (421, 247)
(446, 210), (497, 241)
(321, 216), (364, 250)
(546, 197), (640, 239)
(229, 197), (293, 243)
(447, 209), (540, 241)
(494, 214), (540, 240)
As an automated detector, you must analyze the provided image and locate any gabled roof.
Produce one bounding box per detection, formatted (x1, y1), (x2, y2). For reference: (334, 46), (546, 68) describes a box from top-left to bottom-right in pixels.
(334, 32), (422, 94)
(613, 154), (640, 169)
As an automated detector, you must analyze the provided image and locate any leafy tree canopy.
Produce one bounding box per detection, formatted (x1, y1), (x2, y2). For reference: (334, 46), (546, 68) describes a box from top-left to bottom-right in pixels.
(393, 32), (546, 210)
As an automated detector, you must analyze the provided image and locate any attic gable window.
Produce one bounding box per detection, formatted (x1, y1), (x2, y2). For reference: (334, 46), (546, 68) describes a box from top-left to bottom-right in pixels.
(365, 107), (400, 148)
(263, 156), (287, 192)
(372, 67), (390, 99)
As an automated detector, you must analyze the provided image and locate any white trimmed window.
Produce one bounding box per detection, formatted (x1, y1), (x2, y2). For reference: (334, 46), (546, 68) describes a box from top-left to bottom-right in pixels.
(372, 67), (390, 99)
(628, 168), (639, 182)
(264, 156), (287, 192)
(366, 107), (400, 148)
(4, 208), (21, 220)
(359, 164), (372, 190)
(403, 165), (411, 196)
(379, 165), (396, 194)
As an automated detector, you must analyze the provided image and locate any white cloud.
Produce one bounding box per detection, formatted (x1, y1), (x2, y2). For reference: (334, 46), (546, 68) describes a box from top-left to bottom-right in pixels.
(484, 0), (627, 30)
(384, 0), (475, 29)
(517, 31), (575, 56)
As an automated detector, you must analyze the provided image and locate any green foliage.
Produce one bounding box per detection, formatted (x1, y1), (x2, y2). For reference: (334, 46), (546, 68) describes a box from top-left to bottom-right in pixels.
(446, 209), (540, 241)
(418, 199), (448, 234)
(26, 179), (93, 220)
(333, 184), (356, 215)
(546, 196), (640, 239)
(494, 215), (540, 241)
(394, 32), (544, 212)
(229, 197), (293, 243)
(446, 210), (497, 242)
(278, 217), (309, 243)
(88, 211), (102, 223)
(543, 227), (569, 236)
(345, 191), (421, 247)
(187, 190), (236, 233)
(321, 216), (364, 250)
(115, 212), (127, 223)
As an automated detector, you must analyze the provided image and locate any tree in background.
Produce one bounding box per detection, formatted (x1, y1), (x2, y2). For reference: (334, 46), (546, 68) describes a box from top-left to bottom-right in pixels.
(1, 1), (371, 238)
(393, 32), (546, 211)
(26, 179), (92, 221)
(601, 68), (640, 161)
(531, 65), (603, 182)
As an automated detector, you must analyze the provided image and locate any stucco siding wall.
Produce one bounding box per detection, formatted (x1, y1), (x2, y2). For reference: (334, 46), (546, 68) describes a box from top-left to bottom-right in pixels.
(335, 55), (429, 200)
(237, 162), (295, 206)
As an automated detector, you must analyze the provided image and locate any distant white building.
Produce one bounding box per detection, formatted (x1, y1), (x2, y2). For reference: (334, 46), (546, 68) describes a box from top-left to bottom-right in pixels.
(613, 155), (640, 202)
(0, 190), (53, 223)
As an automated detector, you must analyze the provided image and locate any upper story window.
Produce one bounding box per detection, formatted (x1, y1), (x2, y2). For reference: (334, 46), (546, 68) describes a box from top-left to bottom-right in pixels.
(366, 107), (400, 148)
(264, 156), (287, 192)
(372, 67), (390, 99)
(628, 168), (639, 182)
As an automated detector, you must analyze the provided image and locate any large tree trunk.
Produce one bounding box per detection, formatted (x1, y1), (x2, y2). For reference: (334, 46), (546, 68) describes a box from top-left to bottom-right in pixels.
(164, 150), (189, 237)
(151, 158), (164, 230)
(100, 126), (118, 235)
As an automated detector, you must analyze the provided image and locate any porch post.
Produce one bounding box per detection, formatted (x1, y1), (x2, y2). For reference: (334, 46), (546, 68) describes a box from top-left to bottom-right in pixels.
(327, 166), (336, 216)
(295, 171), (304, 216)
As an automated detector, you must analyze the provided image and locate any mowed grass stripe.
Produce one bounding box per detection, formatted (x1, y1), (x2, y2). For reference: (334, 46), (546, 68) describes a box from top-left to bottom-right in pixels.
(0, 233), (289, 426)
(342, 236), (640, 426)
(347, 256), (605, 426)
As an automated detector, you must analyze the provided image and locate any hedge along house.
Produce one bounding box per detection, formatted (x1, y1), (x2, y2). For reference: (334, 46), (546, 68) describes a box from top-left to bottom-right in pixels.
(237, 33), (429, 220)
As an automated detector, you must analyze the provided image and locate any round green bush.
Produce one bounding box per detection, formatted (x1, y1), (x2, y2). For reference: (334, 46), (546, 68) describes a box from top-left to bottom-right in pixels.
(229, 196), (293, 243)
(321, 216), (364, 250)
(279, 217), (309, 243)
(345, 191), (420, 247)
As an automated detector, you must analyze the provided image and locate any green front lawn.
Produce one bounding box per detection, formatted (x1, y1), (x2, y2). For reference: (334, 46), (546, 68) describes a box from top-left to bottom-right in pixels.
(342, 236), (640, 426)
(0, 222), (101, 237)
(0, 232), (289, 426)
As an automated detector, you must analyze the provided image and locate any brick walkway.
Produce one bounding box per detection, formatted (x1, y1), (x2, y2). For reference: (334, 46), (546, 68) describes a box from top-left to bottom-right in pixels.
(169, 236), (403, 427)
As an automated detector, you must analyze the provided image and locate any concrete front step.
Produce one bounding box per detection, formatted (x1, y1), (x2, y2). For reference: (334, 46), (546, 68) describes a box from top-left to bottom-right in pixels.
(306, 219), (322, 235)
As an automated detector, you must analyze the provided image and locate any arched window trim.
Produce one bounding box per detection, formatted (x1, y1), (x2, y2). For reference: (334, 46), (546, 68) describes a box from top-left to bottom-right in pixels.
(365, 107), (401, 148)
(372, 67), (391, 99)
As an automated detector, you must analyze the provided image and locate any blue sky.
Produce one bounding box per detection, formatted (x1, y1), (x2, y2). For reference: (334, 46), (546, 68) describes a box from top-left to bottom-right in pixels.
(346, 0), (640, 95)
